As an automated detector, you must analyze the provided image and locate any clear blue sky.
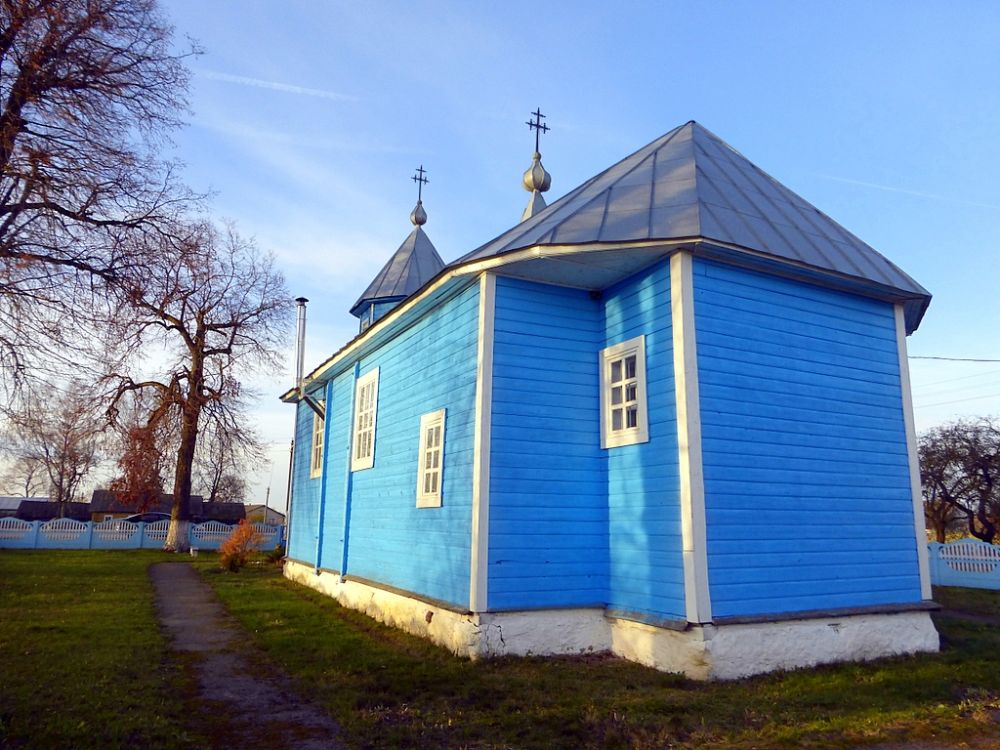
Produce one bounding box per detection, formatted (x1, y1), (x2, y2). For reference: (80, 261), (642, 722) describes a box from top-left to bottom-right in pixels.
(161, 1), (1000, 510)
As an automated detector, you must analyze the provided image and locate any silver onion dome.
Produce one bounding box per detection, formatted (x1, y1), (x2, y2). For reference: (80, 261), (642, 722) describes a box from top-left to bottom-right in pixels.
(522, 152), (552, 193)
(410, 199), (427, 226)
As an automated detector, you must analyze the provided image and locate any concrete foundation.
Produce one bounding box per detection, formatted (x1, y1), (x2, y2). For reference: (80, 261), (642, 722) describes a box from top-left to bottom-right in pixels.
(284, 560), (939, 679)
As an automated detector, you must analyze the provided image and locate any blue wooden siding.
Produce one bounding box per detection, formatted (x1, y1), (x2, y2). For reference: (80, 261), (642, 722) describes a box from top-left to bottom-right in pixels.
(693, 259), (922, 617)
(331, 282), (480, 608)
(604, 262), (685, 621)
(287, 397), (324, 564)
(488, 277), (608, 609)
(316, 373), (353, 572)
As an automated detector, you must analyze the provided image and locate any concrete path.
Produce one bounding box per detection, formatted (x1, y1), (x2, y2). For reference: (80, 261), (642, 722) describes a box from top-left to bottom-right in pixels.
(150, 563), (344, 749)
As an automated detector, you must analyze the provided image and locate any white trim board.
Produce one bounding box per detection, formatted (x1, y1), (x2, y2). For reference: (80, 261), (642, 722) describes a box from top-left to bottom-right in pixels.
(350, 367), (379, 472)
(599, 335), (650, 449)
(469, 272), (496, 613)
(895, 304), (933, 600)
(416, 408), (446, 508)
(670, 252), (712, 624)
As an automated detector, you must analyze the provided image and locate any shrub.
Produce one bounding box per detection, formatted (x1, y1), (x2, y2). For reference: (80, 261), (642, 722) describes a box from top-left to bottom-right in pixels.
(265, 544), (285, 565)
(218, 520), (264, 572)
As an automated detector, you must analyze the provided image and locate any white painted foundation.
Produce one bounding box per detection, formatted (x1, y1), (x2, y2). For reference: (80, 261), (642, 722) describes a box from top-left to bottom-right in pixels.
(609, 611), (939, 680)
(285, 561), (939, 679)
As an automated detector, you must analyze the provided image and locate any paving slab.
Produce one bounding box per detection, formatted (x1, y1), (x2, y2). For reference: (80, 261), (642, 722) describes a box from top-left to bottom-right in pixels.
(150, 562), (344, 749)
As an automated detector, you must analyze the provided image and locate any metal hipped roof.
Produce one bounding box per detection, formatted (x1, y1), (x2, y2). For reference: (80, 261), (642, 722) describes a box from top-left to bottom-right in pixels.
(456, 121), (930, 331)
(350, 226), (445, 317)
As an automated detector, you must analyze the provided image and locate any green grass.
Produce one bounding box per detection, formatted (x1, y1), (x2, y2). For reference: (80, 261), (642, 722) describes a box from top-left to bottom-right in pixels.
(0, 550), (197, 749)
(933, 585), (1000, 617)
(3, 550), (999, 749)
(195, 560), (1000, 750)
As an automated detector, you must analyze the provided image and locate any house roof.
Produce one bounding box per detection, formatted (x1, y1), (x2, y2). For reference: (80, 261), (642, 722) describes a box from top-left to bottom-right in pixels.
(350, 226), (445, 317)
(17, 500), (90, 522)
(0, 496), (30, 512)
(456, 120), (930, 330)
(90, 489), (204, 515)
(199, 502), (245, 523)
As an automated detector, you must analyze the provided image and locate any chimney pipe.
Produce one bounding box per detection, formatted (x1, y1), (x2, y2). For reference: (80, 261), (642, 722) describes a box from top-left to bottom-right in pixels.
(294, 297), (309, 392)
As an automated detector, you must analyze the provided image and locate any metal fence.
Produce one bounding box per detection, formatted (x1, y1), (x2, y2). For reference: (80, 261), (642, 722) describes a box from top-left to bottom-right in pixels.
(928, 539), (1000, 590)
(0, 517), (284, 551)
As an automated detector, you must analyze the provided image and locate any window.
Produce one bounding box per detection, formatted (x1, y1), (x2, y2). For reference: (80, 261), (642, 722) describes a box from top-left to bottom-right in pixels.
(351, 368), (379, 471)
(416, 409), (446, 507)
(600, 335), (649, 448)
(309, 403), (325, 478)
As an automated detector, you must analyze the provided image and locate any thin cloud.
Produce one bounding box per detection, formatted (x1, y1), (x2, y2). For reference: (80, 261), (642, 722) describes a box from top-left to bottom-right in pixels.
(198, 69), (357, 102)
(195, 117), (419, 154)
(818, 174), (1000, 211)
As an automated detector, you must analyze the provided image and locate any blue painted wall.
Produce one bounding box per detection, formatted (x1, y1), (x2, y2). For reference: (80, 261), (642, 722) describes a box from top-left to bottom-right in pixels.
(488, 277), (607, 610)
(287, 396), (325, 564)
(316, 372), (354, 572)
(604, 262), (685, 621)
(327, 282), (480, 608)
(693, 259), (922, 617)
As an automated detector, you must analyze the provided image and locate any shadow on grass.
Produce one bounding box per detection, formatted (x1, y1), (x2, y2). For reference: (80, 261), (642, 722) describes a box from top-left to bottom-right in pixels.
(195, 561), (1000, 750)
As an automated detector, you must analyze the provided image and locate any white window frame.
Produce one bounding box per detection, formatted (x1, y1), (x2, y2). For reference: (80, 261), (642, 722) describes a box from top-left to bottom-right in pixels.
(600, 335), (649, 449)
(351, 368), (380, 471)
(309, 402), (325, 478)
(416, 409), (446, 508)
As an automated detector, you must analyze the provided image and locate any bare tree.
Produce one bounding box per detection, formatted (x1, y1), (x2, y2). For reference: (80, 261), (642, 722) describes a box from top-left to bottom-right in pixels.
(2, 380), (104, 513)
(108, 221), (290, 550)
(191, 397), (261, 504)
(0, 454), (47, 496)
(919, 418), (1000, 544)
(0, 0), (195, 385)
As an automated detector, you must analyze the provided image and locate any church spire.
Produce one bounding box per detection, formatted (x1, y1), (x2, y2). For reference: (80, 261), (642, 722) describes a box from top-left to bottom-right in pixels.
(521, 108), (552, 221)
(349, 164), (445, 331)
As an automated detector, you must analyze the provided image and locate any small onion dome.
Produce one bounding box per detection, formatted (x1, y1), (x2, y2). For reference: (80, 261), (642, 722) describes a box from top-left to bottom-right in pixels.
(522, 152), (551, 193)
(410, 199), (427, 226)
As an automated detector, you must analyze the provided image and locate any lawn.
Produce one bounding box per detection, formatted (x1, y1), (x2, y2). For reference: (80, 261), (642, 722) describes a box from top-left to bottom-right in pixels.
(2, 550), (999, 750)
(0, 550), (197, 749)
(194, 559), (1000, 750)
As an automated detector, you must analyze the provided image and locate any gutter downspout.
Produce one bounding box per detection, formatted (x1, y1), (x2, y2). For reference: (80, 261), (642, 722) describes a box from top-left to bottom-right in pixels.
(285, 297), (310, 562)
(314, 380), (332, 575)
(340, 362), (361, 580)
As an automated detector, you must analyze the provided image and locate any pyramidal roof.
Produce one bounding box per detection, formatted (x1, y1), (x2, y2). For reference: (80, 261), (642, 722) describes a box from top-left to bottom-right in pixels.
(457, 121), (930, 328)
(350, 225), (445, 317)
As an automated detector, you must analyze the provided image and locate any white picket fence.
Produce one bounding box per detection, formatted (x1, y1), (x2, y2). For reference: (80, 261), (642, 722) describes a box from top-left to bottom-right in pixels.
(0, 517), (284, 551)
(928, 539), (1000, 590)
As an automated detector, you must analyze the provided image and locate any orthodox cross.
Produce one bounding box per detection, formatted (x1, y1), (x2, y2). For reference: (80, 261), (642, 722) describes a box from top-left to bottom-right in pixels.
(526, 108), (549, 153)
(412, 165), (428, 201)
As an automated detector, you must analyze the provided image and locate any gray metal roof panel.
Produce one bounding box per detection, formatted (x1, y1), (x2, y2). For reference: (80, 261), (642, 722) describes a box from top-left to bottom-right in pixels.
(454, 121), (930, 330)
(351, 226), (445, 316)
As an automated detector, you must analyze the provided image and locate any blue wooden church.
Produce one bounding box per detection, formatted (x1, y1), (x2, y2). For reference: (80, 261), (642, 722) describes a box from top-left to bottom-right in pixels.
(281, 120), (938, 679)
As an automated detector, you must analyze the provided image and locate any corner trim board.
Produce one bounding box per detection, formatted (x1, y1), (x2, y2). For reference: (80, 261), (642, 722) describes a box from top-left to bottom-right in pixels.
(670, 252), (712, 624)
(469, 272), (495, 613)
(895, 304), (933, 599)
(314, 382), (334, 573)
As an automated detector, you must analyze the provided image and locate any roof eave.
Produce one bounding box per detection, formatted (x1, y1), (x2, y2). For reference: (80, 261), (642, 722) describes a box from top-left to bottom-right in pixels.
(284, 233), (931, 404)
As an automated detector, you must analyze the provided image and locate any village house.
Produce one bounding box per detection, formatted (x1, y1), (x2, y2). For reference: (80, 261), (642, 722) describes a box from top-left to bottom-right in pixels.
(89, 490), (246, 525)
(281, 120), (937, 679)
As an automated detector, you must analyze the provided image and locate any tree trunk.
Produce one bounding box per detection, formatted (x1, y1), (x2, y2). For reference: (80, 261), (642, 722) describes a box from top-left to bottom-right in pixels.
(166, 402), (198, 551)
(166, 348), (205, 552)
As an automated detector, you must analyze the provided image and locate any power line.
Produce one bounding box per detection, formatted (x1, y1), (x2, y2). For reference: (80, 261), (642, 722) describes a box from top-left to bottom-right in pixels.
(909, 356), (1000, 362)
(916, 390), (1000, 409)
(913, 367), (1000, 391)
